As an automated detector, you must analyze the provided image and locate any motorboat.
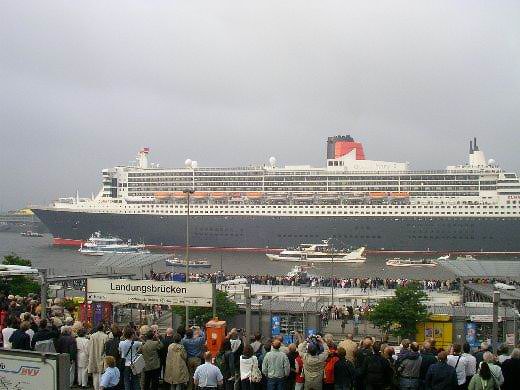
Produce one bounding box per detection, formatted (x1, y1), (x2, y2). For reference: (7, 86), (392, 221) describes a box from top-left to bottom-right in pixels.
(385, 258), (437, 267)
(437, 254), (451, 260)
(455, 255), (477, 261)
(165, 258), (211, 268)
(79, 231), (149, 255)
(20, 231), (43, 237)
(286, 264), (318, 278)
(266, 241), (366, 263)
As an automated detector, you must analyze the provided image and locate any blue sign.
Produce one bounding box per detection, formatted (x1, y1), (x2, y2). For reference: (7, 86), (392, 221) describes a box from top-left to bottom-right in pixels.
(283, 334), (294, 345)
(271, 315), (281, 335)
(465, 322), (479, 348)
(306, 328), (316, 337)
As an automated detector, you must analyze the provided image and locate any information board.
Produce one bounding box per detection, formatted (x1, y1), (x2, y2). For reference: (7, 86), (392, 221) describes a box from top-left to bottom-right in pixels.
(87, 278), (213, 307)
(0, 350), (69, 390)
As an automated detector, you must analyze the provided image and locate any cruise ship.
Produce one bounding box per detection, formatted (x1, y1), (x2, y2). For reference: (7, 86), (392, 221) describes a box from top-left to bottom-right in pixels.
(32, 135), (520, 253)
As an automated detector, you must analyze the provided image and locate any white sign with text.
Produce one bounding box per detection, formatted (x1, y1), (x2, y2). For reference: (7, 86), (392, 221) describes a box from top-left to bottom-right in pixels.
(87, 278), (213, 306)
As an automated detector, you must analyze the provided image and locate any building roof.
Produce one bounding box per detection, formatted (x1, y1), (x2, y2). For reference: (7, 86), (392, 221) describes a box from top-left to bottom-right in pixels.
(437, 260), (520, 280)
(95, 253), (171, 268)
(465, 283), (520, 302)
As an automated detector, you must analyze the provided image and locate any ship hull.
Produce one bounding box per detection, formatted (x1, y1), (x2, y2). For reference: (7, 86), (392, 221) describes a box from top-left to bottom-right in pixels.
(32, 208), (520, 253)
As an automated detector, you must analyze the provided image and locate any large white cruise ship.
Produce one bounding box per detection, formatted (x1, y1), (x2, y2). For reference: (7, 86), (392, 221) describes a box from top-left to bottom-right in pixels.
(32, 135), (520, 253)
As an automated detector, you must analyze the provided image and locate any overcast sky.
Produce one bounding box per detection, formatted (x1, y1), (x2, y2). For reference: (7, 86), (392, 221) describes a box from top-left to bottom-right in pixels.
(1, 1), (519, 211)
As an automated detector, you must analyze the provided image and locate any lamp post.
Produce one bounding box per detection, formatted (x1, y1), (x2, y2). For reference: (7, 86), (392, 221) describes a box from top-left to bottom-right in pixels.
(183, 188), (195, 328)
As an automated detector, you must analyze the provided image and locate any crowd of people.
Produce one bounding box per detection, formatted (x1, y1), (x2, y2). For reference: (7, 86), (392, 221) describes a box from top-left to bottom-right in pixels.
(149, 271), (462, 292)
(1, 289), (520, 390)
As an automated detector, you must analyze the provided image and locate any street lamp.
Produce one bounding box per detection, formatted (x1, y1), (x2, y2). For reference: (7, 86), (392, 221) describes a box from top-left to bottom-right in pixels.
(183, 188), (195, 328)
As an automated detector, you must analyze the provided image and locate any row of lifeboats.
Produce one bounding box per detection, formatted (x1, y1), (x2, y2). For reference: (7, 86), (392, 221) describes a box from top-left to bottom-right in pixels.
(154, 191), (410, 200)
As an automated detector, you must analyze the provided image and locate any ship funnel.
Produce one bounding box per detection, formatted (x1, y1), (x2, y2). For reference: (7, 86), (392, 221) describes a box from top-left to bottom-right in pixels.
(138, 147), (150, 169)
(469, 140), (473, 154)
(326, 134), (365, 160)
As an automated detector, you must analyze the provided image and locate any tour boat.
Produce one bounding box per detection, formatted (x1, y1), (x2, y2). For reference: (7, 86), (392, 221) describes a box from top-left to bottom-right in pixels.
(266, 241), (366, 263)
(78, 231), (149, 255)
(165, 258), (211, 268)
(385, 258), (437, 267)
(455, 255), (477, 261)
(20, 231), (43, 237)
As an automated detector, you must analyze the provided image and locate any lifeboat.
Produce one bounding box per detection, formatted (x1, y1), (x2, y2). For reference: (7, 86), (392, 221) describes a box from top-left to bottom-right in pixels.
(369, 192), (387, 198)
(154, 192), (171, 199)
(192, 191), (208, 199)
(172, 191), (187, 198)
(210, 192), (227, 198)
(246, 192), (263, 199)
(390, 191), (410, 198)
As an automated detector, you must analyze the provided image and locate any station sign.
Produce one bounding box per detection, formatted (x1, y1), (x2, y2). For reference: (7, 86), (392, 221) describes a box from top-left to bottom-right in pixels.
(87, 278), (213, 307)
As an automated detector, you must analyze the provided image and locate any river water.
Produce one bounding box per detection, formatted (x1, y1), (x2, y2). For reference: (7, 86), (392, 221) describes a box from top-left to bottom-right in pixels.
(0, 231), (469, 280)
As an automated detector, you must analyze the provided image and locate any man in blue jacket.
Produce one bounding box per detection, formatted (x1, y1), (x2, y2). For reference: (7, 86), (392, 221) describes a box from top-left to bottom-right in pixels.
(425, 351), (458, 390)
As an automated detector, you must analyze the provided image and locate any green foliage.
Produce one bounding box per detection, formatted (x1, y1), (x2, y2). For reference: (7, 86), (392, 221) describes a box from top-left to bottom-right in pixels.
(368, 283), (429, 340)
(173, 289), (238, 325)
(0, 254), (40, 296)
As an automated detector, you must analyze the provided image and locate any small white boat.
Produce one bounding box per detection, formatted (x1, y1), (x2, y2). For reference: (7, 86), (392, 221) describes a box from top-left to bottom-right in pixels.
(79, 231), (149, 255)
(455, 255), (477, 261)
(165, 258), (211, 268)
(286, 264), (318, 278)
(267, 241), (366, 263)
(385, 258), (437, 267)
(437, 254), (450, 260)
(20, 231), (43, 237)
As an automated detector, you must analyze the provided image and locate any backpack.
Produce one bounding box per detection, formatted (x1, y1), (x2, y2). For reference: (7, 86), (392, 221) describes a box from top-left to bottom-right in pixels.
(34, 339), (56, 353)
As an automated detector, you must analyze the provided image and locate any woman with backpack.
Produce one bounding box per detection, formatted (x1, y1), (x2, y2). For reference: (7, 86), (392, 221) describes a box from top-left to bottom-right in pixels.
(468, 361), (500, 390)
(239, 344), (261, 390)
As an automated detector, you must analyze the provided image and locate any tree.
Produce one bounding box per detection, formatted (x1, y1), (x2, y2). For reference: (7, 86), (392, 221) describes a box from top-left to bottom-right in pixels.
(0, 254), (40, 296)
(369, 283), (429, 340)
(173, 290), (238, 325)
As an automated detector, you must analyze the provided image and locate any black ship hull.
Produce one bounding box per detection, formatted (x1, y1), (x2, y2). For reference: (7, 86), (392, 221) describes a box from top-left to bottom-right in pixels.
(32, 208), (520, 253)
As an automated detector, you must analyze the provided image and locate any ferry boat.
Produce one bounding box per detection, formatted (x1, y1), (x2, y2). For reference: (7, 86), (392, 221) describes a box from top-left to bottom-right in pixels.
(20, 231), (43, 237)
(385, 258), (437, 267)
(78, 232), (149, 255)
(165, 258), (211, 268)
(455, 254), (477, 261)
(31, 135), (520, 253)
(266, 242), (366, 263)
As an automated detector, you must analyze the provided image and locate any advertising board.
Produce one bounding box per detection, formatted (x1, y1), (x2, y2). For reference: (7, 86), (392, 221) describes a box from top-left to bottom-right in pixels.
(0, 349), (69, 390)
(87, 278), (213, 307)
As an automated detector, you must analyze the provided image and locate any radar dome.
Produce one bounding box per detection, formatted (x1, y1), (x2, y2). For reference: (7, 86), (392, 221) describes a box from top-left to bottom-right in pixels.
(488, 158), (496, 165)
(191, 160), (198, 169)
(184, 159), (192, 168)
(269, 156), (276, 167)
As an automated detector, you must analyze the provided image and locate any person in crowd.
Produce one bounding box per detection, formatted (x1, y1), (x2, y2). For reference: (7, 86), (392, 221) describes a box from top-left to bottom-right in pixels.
(229, 328), (244, 387)
(104, 325), (123, 390)
(100, 356), (121, 390)
(251, 333), (263, 355)
(296, 334), (329, 390)
(425, 351), (458, 390)
(31, 318), (57, 351)
(333, 347), (355, 390)
(56, 325), (78, 385)
(220, 339), (236, 390)
(501, 347), (520, 390)
(119, 326), (142, 390)
(398, 342), (422, 390)
(161, 328), (176, 379)
(76, 328), (90, 389)
(383, 346), (396, 384)
(467, 361), (499, 390)
(193, 351), (223, 389)
(294, 346), (305, 390)
(337, 334), (357, 364)
(361, 341), (391, 390)
(481, 352), (503, 386)
(447, 344), (469, 389)
(9, 320), (31, 350)
(262, 339), (290, 390)
(181, 327), (206, 390)
(164, 333), (189, 390)
(323, 334), (339, 390)
(20, 312), (35, 343)
(89, 323), (110, 390)
(496, 344), (511, 364)
(473, 343), (489, 367)
(286, 343), (298, 390)
(2, 315), (17, 349)
(462, 342), (477, 386)
(355, 337), (374, 390)
(139, 330), (163, 390)
(419, 341), (438, 389)
(240, 344), (259, 390)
